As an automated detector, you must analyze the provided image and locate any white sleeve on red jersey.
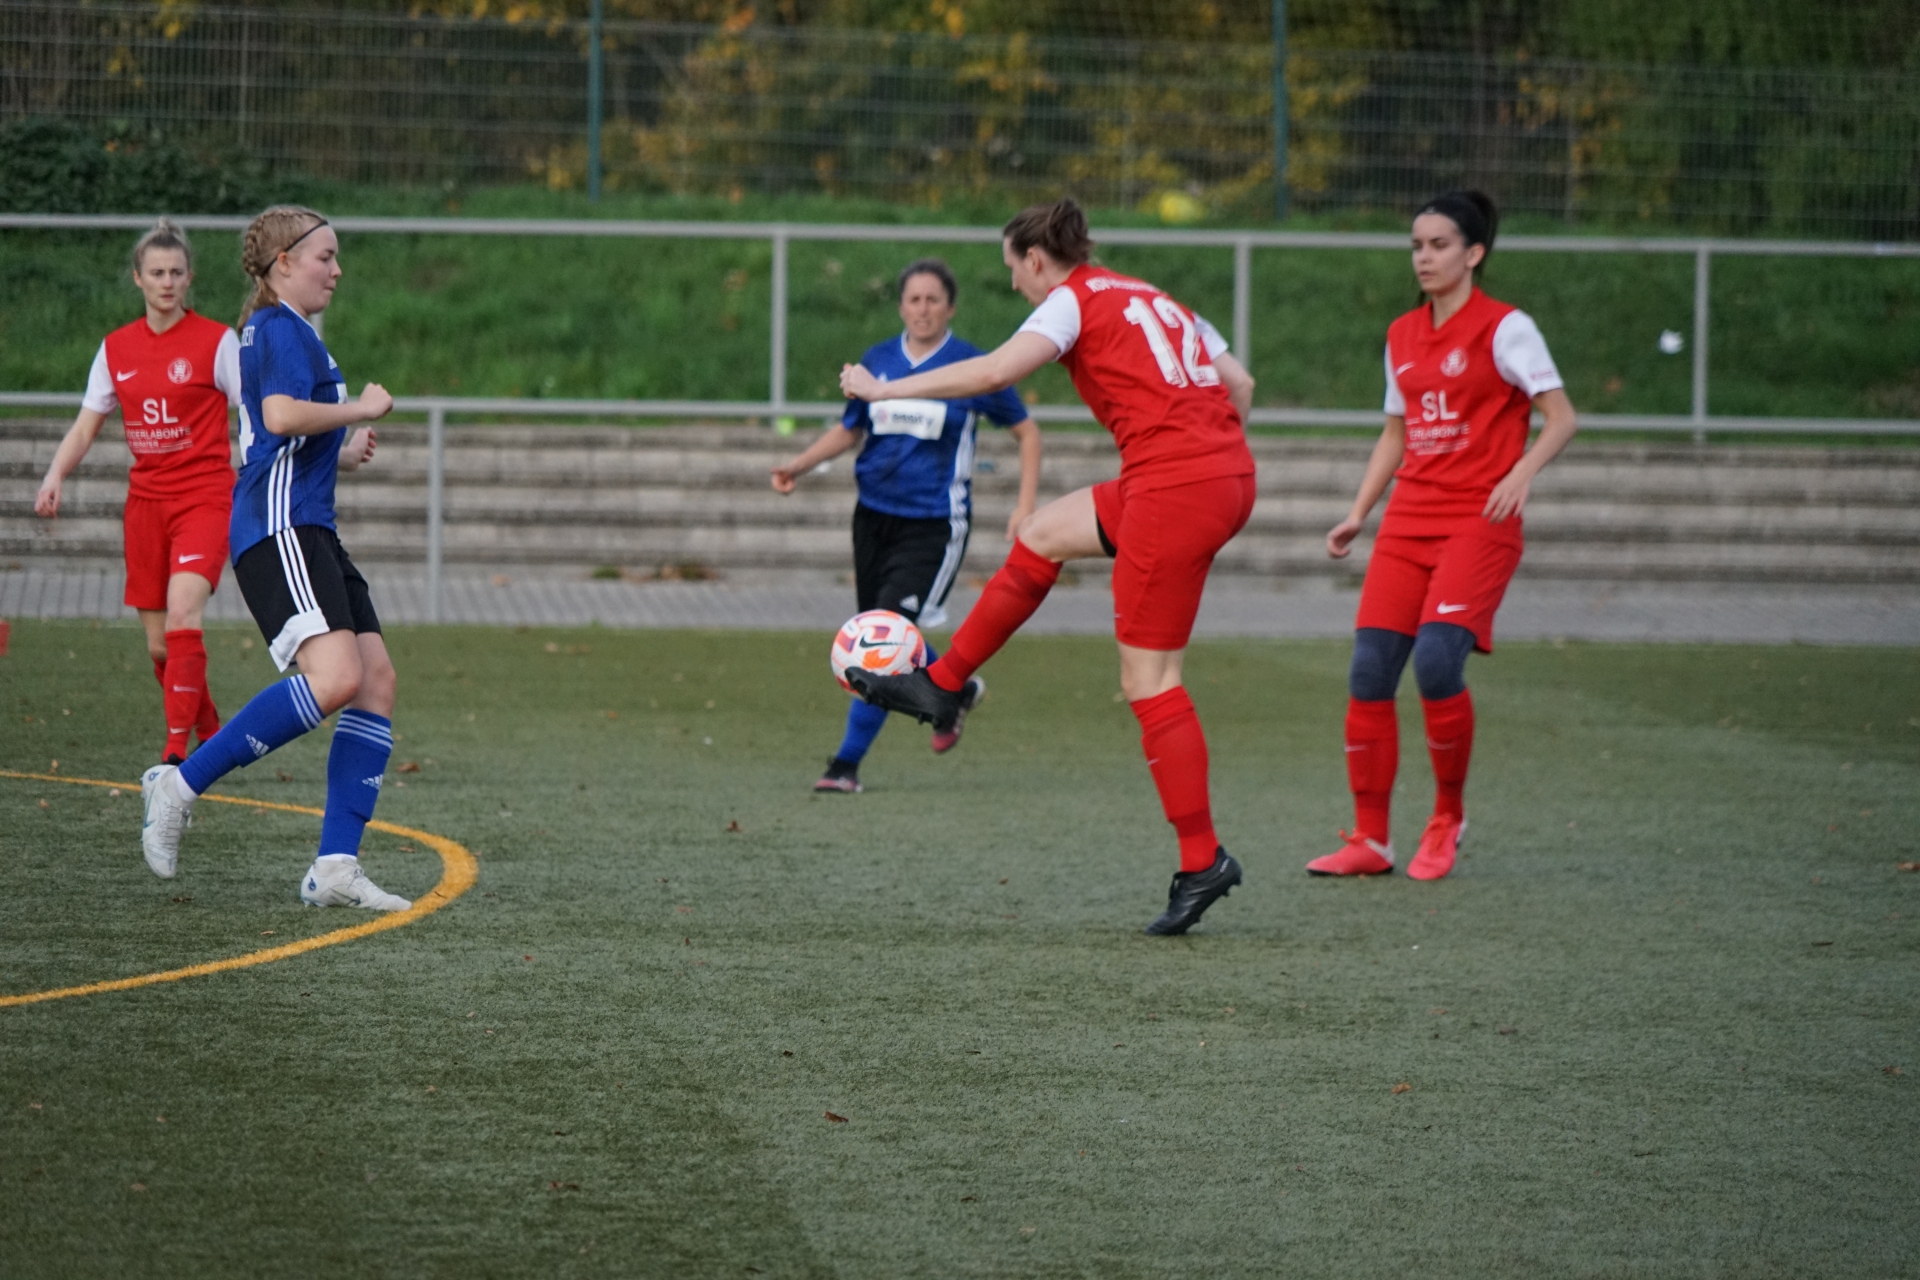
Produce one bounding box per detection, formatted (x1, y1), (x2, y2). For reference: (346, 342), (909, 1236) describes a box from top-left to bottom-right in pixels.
(1382, 344), (1406, 416)
(1492, 311), (1564, 396)
(81, 342), (117, 415)
(1192, 313), (1229, 359)
(1015, 286), (1081, 359)
(213, 327), (243, 406)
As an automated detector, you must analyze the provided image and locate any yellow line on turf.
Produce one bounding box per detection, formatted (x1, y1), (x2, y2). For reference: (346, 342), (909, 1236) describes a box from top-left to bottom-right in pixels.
(0, 769), (478, 1009)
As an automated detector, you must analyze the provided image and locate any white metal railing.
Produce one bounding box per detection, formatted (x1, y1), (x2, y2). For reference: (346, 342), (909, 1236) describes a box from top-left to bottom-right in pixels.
(7, 214), (1920, 620)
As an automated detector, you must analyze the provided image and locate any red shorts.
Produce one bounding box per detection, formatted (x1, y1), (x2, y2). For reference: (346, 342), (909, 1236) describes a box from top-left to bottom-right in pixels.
(1356, 522), (1522, 653)
(1093, 472), (1256, 650)
(123, 492), (230, 610)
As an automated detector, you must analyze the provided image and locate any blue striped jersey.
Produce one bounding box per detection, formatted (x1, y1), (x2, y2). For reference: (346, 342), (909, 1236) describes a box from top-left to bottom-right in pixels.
(842, 332), (1030, 522)
(230, 303), (348, 559)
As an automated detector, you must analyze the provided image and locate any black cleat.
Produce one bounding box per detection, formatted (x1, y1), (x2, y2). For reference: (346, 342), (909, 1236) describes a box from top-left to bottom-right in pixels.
(1144, 848), (1243, 936)
(930, 676), (985, 754)
(813, 756), (862, 794)
(846, 667), (963, 733)
(163, 753), (186, 767)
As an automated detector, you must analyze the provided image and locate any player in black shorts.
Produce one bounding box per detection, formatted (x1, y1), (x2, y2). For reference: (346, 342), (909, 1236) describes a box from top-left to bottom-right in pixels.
(773, 258), (1041, 792)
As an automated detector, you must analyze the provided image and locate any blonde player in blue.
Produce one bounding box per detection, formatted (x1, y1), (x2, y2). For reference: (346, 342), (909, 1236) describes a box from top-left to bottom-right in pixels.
(141, 205), (408, 911)
(773, 258), (1042, 793)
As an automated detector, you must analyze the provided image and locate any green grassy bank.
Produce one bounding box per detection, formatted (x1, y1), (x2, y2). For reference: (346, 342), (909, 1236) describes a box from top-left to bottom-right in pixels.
(3, 189), (1917, 420)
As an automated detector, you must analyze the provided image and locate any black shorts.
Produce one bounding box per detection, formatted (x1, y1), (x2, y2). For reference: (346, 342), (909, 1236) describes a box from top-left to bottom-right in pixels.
(852, 501), (968, 628)
(233, 525), (381, 672)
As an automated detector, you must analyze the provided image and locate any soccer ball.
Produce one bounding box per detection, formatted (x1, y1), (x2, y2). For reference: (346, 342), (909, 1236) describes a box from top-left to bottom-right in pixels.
(830, 609), (928, 693)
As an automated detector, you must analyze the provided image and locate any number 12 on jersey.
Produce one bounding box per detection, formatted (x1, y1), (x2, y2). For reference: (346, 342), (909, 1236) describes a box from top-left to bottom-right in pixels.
(1123, 295), (1221, 390)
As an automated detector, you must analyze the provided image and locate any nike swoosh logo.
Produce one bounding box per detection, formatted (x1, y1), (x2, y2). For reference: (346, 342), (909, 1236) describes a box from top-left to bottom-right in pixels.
(177, 554), (205, 563)
(1343, 745), (1367, 752)
(116, 370), (137, 381)
(1395, 362), (1416, 374)
(1436, 603), (1468, 614)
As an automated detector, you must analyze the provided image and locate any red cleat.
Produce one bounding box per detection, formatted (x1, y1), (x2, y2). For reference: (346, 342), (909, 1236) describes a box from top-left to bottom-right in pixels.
(1407, 814), (1466, 880)
(1306, 830), (1395, 876)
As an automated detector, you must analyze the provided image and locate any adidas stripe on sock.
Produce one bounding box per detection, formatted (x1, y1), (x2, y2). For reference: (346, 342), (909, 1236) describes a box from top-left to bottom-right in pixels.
(318, 709), (393, 857)
(176, 675), (324, 796)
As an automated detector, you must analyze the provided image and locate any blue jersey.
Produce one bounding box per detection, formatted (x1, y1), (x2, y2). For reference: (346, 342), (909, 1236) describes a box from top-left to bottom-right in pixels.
(231, 303), (349, 559)
(842, 332), (1029, 521)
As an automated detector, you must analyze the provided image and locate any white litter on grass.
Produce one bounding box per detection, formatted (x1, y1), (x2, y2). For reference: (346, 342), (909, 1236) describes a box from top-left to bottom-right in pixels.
(1658, 329), (1685, 354)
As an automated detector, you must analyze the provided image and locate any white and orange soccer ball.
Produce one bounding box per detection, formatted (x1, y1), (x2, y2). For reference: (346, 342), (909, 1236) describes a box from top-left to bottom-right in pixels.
(829, 609), (928, 693)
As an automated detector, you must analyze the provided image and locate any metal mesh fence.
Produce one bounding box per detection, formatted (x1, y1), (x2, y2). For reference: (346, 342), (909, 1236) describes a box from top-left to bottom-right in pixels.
(3, 2), (1916, 236)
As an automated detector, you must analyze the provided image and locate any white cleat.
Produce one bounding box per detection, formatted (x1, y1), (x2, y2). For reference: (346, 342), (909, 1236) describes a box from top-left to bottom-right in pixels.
(300, 854), (412, 912)
(140, 763), (194, 879)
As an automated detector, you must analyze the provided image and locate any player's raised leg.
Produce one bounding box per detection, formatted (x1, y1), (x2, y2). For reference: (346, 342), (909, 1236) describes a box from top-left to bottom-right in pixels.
(849, 487), (1097, 728)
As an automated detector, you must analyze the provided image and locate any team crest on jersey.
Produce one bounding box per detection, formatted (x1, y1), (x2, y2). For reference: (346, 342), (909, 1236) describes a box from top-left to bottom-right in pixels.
(1440, 348), (1469, 377)
(167, 357), (193, 384)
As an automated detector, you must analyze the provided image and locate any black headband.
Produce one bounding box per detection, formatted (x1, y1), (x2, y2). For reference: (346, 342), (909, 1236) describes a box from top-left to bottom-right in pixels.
(259, 218), (330, 275)
(1417, 193), (1492, 251)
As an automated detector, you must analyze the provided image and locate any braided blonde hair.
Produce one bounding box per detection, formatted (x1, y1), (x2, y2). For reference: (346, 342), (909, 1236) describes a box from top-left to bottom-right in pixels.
(238, 204), (328, 326)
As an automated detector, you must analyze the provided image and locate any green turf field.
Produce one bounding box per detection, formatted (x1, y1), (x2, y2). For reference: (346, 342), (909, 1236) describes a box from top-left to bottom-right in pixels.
(3, 188), (1918, 420)
(3, 620), (1917, 1277)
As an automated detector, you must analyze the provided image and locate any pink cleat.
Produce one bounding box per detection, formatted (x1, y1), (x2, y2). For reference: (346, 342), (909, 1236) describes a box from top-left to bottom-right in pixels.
(1406, 814), (1466, 880)
(1306, 830), (1395, 876)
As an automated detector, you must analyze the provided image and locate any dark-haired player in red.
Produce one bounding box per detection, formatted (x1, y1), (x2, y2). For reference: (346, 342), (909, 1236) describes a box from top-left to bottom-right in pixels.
(1310, 190), (1578, 881)
(841, 198), (1258, 936)
(36, 218), (240, 765)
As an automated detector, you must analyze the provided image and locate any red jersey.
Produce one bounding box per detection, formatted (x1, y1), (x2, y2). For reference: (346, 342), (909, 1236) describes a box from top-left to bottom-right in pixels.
(1017, 264), (1253, 491)
(82, 310), (241, 503)
(1379, 288), (1562, 535)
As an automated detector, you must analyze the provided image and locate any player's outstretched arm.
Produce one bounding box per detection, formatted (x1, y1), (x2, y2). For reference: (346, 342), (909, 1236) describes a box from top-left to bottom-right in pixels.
(35, 408), (109, 518)
(1327, 416), (1407, 559)
(840, 331), (1060, 404)
(262, 383), (394, 437)
(1485, 387), (1578, 524)
(771, 424), (860, 494)
(1213, 352), (1256, 424)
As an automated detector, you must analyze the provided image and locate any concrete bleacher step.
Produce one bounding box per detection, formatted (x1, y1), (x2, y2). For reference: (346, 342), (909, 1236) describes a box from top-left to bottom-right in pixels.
(4, 418), (1918, 583)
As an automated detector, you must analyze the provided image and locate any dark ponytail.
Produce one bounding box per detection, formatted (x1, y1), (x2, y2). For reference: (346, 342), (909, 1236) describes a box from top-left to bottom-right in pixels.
(1002, 197), (1093, 267)
(1415, 189), (1499, 270)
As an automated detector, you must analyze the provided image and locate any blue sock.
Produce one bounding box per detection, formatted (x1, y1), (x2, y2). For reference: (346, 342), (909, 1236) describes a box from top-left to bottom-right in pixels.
(835, 698), (889, 765)
(319, 710), (392, 857)
(178, 675), (324, 794)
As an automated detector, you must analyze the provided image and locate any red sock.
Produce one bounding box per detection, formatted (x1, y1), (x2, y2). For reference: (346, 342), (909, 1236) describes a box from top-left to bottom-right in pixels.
(1132, 686), (1218, 873)
(162, 629), (208, 761)
(151, 653), (168, 691)
(926, 539), (1060, 693)
(1422, 690), (1475, 820)
(1345, 697), (1399, 845)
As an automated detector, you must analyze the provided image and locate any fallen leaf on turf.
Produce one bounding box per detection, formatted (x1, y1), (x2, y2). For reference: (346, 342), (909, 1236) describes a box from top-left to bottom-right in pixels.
(1431, 1008), (1448, 1015)
(824, 1111), (848, 1123)
(37, 799), (47, 809)
(108, 788), (120, 798)
(1885, 1066), (1904, 1076)
(524, 955), (534, 961)
(1898, 862), (1920, 873)
(998, 878), (1008, 885)
(548, 1181), (580, 1191)
(259, 931), (274, 937)
(131, 1183), (146, 1192)
(276, 771), (293, 782)
(155, 1115), (166, 1123)
(28, 1103), (41, 1110)
(1812, 941), (1833, 947)
(781, 1050), (793, 1057)
(48, 760), (58, 772)
(396, 761), (420, 774)
(1391, 1082), (1412, 1094)
(676, 905), (694, 914)
(1020, 1226), (1036, 1237)
(170, 896), (191, 903)
(553, 1129), (567, 1135)
(425, 1086), (437, 1092)
(726, 820), (741, 833)
(960, 1195), (976, 1202)
(1113, 1043), (1125, 1049)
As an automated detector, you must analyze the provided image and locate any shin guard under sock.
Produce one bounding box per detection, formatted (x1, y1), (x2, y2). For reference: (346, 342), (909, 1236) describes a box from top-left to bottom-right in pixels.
(319, 709), (393, 857)
(1345, 697), (1399, 844)
(1132, 686), (1219, 872)
(927, 540), (1059, 693)
(161, 629), (208, 759)
(177, 675), (324, 796)
(1421, 690), (1474, 819)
